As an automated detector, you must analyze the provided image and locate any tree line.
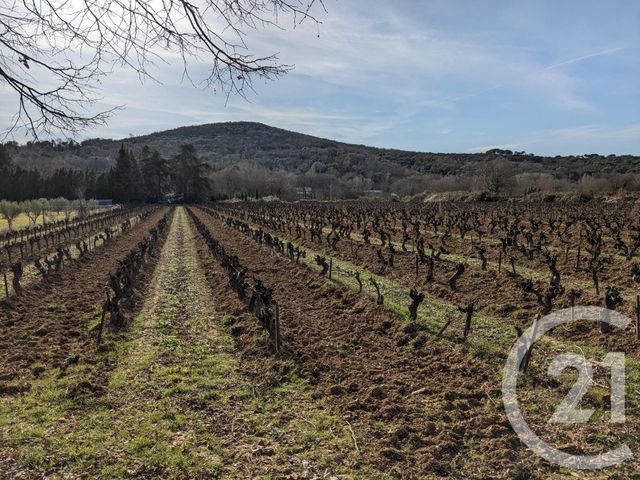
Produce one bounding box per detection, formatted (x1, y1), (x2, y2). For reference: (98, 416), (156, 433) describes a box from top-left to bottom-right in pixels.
(4, 138), (640, 205)
(0, 143), (210, 203)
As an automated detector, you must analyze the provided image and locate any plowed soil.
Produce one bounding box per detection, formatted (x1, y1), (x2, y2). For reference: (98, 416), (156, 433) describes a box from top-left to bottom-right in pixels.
(2, 204), (637, 479)
(0, 207), (169, 389)
(223, 210), (640, 357)
(190, 207), (548, 478)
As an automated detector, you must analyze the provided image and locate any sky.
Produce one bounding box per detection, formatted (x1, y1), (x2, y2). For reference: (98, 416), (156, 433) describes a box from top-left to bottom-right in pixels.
(1, 0), (639, 155)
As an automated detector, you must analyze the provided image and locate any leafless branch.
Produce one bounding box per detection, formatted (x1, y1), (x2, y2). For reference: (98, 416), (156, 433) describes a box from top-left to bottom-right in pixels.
(0, 0), (325, 138)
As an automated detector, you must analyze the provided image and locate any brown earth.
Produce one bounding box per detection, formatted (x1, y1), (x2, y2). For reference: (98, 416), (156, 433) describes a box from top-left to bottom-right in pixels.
(0, 207), (170, 390)
(189, 207), (555, 479)
(222, 210), (640, 357)
(1, 203), (636, 478)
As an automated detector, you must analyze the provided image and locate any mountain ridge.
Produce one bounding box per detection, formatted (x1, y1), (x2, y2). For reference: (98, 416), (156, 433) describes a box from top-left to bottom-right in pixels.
(6, 121), (640, 183)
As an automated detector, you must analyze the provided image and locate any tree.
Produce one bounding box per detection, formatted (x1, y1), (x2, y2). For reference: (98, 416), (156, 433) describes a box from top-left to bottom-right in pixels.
(172, 144), (211, 202)
(1, 1), (325, 137)
(43, 168), (82, 199)
(110, 143), (143, 203)
(37, 198), (50, 225)
(22, 199), (42, 227)
(140, 146), (171, 201)
(63, 198), (75, 220)
(0, 200), (23, 232)
(72, 196), (97, 219)
(478, 159), (516, 194)
(0, 145), (16, 200)
(49, 197), (69, 221)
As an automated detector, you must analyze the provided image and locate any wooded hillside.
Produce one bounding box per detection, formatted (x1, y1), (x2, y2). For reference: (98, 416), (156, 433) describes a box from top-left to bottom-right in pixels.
(4, 122), (640, 200)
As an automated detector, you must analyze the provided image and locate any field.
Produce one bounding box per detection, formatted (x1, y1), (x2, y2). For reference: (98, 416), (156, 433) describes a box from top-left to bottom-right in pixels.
(0, 212), (71, 233)
(1, 201), (639, 479)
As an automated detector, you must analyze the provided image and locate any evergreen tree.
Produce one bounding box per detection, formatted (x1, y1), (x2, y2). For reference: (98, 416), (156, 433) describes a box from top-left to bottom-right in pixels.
(171, 144), (210, 202)
(0, 145), (15, 200)
(84, 170), (98, 198)
(94, 172), (111, 199)
(111, 143), (143, 203)
(12, 167), (42, 200)
(140, 146), (171, 201)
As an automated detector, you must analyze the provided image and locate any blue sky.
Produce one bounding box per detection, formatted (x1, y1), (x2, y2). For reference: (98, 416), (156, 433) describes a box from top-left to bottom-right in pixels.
(2, 0), (639, 154)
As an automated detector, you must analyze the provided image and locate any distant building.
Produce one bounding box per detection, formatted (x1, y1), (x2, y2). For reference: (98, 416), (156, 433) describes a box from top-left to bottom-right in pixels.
(96, 199), (113, 208)
(296, 187), (313, 199)
(363, 190), (383, 197)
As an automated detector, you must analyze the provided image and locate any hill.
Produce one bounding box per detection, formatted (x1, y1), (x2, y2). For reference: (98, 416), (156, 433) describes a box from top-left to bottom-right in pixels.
(5, 122), (640, 198)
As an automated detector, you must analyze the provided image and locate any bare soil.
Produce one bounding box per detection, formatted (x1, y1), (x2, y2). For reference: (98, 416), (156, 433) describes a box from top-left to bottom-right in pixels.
(0, 207), (169, 389)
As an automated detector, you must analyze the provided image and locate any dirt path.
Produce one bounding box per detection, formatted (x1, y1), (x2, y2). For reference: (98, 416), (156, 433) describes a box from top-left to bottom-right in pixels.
(0, 207), (367, 479)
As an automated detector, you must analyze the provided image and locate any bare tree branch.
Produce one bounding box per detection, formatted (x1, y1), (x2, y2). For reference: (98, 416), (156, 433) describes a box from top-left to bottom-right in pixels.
(0, 0), (325, 138)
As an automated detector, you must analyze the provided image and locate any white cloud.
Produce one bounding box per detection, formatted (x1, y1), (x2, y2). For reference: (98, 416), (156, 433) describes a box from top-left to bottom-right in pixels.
(243, 1), (614, 114)
(549, 124), (640, 142)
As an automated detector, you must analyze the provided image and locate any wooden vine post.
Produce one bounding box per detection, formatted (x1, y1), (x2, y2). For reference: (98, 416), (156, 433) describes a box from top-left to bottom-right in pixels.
(96, 288), (109, 346)
(460, 302), (475, 341)
(636, 295), (640, 341)
(521, 315), (540, 373)
(3, 271), (8, 298)
(273, 301), (281, 353)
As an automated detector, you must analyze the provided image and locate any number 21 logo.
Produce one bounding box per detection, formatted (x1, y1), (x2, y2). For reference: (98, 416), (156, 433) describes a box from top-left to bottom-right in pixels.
(548, 352), (625, 424)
